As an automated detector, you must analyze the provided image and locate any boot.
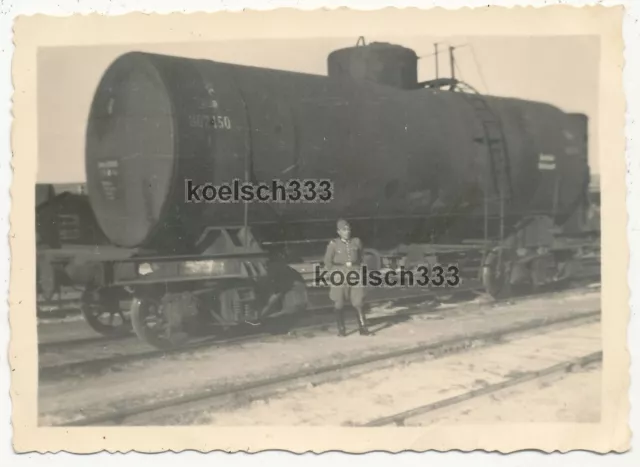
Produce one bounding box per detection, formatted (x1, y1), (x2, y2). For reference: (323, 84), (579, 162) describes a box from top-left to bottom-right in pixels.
(335, 309), (347, 337)
(356, 307), (371, 336)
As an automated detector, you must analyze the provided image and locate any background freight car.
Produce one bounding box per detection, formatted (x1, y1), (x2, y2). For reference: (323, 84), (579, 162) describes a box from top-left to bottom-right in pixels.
(36, 183), (113, 319)
(36, 183), (109, 248)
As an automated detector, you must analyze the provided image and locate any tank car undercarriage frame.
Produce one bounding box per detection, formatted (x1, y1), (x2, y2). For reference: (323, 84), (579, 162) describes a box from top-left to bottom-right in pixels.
(322, 215), (592, 301)
(478, 215), (595, 298)
(100, 226), (309, 349)
(37, 216), (596, 348)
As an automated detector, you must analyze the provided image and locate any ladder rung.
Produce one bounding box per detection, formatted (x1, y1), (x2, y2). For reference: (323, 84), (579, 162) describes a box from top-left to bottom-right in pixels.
(482, 121), (501, 130)
(484, 130), (501, 138)
(475, 106), (493, 114)
(479, 118), (497, 125)
(483, 119), (500, 126)
(482, 127), (501, 136)
(477, 110), (494, 118)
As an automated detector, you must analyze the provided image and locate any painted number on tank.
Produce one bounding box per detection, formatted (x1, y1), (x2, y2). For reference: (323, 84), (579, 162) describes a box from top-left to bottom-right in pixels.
(188, 114), (232, 130)
(211, 115), (232, 129)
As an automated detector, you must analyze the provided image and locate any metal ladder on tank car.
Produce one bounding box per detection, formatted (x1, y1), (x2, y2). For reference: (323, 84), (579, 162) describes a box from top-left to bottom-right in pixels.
(454, 82), (513, 243)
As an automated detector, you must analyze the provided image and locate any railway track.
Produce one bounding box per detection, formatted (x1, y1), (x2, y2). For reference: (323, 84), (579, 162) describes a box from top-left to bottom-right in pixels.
(55, 306), (600, 427)
(38, 333), (131, 352)
(37, 288), (447, 381)
(37, 287), (328, 351)
(39, 275), (599, 382)
(38, 288), (465, 352)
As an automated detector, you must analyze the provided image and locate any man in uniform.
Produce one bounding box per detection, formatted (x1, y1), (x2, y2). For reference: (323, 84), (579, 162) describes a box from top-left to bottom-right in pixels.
(323, 219), (371, 336)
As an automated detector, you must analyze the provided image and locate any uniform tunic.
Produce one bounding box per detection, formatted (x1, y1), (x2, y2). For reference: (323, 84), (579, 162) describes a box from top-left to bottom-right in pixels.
(323, 237), (366, 309)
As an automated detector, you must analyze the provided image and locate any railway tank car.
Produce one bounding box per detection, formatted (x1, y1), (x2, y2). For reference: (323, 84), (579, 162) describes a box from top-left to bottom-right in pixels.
(80, 40), (593, 348)
(86, 43), (586, 253)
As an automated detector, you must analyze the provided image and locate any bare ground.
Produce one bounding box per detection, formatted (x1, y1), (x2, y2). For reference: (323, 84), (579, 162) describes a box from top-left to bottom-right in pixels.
(38, 287), (601, 426)
(189, 321), (601, 426)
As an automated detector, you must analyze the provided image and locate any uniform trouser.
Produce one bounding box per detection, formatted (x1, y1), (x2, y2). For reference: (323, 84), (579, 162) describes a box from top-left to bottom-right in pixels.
(329, 284), (365, 309)
(330, 284), (368, 334)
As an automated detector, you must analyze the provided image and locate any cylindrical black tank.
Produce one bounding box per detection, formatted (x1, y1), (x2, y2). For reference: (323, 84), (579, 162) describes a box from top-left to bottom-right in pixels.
(85, 49), (588, 253)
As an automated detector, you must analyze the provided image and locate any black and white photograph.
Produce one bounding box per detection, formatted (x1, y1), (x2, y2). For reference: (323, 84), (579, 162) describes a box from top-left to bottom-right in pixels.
(9, 6), (630, 454)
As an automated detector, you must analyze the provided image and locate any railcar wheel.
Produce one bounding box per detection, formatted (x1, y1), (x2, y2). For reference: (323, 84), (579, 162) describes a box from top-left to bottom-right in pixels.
(481, 249), (513, 299)
(130, 294), (193, 350)
(80, 288), (132, 337)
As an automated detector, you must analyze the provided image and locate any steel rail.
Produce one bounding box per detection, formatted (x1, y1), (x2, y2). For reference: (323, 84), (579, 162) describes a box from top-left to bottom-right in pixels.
(38, 287), (335, 351)
(39, 333), (132, 353)
(361, 351), (602, 426)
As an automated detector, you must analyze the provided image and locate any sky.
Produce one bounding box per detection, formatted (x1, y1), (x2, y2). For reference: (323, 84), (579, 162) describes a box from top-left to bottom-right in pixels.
(36, 35), (599, 183)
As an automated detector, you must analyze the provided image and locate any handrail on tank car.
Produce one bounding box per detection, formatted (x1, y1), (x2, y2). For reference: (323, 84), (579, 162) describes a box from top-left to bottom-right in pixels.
(417, 78), (482, 95)
(418, 77), (458, 89)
